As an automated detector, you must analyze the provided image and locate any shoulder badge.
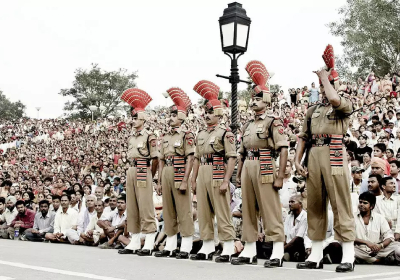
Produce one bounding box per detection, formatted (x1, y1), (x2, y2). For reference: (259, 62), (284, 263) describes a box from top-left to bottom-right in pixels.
(226, 133), (235, 144)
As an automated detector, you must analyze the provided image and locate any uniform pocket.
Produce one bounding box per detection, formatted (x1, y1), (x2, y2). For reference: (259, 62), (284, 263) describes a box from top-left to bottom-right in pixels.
(197, 138), (205, 146)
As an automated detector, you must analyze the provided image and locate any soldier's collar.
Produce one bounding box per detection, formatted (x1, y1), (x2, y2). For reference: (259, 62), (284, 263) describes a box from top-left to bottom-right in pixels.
(169, 127), (181, 135)
(206, 124), (218, 132)
(133, 129), (144, 136)
(255, 110), (267, 120)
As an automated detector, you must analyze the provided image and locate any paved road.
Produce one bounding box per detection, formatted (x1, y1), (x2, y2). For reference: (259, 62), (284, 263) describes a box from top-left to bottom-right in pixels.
(0, 239), (399, 280)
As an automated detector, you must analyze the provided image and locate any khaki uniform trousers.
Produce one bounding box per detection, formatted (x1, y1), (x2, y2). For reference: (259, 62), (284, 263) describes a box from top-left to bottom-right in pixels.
(307, 146), (355, 242)
(126, 166), (157, 234)
(197, 165), (235, 241)
(241, 160), (284, 243)
(161, 166), (194, 237)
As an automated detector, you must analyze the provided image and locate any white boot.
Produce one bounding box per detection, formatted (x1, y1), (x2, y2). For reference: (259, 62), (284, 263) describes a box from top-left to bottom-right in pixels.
(180, 236), (193, 254)
(126, 233), (141, 250)
(198, 240), (215, 254)
(164, 234), (178, 253)
(221, 240), (235, 256)
(239, 241), (256, 258)
(341, 241), (355, 263)
(270, 241), (284, 260)
(142, 232), (156, 250)
(307, 241), (323, 263)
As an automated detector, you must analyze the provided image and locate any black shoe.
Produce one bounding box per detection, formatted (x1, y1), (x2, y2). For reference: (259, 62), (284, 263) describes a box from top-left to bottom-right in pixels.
(215, 255), (230, 263)
(176, 252), (189, 259)
(264, 258), (283, 268)
(297, 259), (323, 269)
(137, 249), (152, 256)
(171, 249), (180, 258)
(231, 256), (257, 265)
(154, 250), (171, 257)
(384, 252), (397, 266)
(118, 249), (136, 254)
(335, 262), (354, 273)
(190, 252), (215, 261)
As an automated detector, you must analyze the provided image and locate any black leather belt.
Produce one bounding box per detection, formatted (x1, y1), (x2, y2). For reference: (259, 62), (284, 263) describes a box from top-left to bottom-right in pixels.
(245, 150), (261, 158)
(200, 154), (214, 165)
(311, 135), (332, 146)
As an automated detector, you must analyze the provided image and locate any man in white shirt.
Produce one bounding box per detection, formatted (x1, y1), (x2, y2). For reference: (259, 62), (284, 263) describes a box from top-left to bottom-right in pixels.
(283, 195), (308, 262)
(101, 195), (118, 220)
(80, 199), (106, 245)
(389, 161), (400, 195)
(97, 195), (127, 249)
(354, 192), (400, 264)
(375, 177), (400, 241)
(65, 195), (97, 244)
(279, 161), (298, 210)
(45, 194), (78, 243)
(0, 196), (18, 239)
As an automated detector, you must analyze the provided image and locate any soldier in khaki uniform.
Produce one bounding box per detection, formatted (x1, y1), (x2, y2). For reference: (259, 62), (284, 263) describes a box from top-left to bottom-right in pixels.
(155, 88), (195, 259)
(117, 88), (159, 256)
(232, 60), (288, 267)
(295, 45), (355, 273)
(190, 80), (236, 263)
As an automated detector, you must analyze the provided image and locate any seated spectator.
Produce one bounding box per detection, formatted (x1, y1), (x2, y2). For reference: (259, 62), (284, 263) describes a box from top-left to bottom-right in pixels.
(8, 200), (35, 240)
(389, 160), (400, 194)
(0, 197), (5, 215)
(97, 195), (127, 249)
(283, 195), (307, 262)
(0, 196), (18, 239)
(80, 199), (106, 246)
(65, 194), (97, 245)
(355, 191), (400, 265)
(24, 200), (55, 242)
(375, 177), (400, 240)
(113, 177), (123, 194)
(350, 167), (364, 194)
(45, 194), (78, 243)
(368, 174), (383, 197)
(50, 195), (61, 213)
(94, 186), (104, 201)
(101, 195), (118, 220)
(0, 180), (12, 198)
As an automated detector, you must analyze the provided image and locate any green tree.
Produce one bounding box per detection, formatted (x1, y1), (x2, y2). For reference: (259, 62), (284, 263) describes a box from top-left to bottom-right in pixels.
(328, 0), (400, 78)
(59, 64), (137, 119)
(0, 90), (26, 120)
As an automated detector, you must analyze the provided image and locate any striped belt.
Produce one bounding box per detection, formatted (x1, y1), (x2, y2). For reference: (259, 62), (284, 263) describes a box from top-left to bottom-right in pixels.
(165, 155), (185, 167)
(130, 158), (150, 167)
(199, 153), (225, 183)
(245, 148), (274, 183)
(165, 155), (186, 188)
(311, 134), (344, 175)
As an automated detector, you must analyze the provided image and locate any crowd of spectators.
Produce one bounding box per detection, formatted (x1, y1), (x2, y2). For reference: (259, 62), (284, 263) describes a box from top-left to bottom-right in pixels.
(1, 71), (400, 265)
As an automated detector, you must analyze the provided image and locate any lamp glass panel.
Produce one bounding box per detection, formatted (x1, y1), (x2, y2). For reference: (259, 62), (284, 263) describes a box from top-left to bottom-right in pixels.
(221, 22), (234, 47)
(236, 23), (249, 48)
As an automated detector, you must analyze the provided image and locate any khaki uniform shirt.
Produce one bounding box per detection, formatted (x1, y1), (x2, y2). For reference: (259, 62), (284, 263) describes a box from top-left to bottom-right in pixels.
(127, 129), (158, 159)
(195, 125), (236, 159)
(238, 113), (288, 154)
(299, 97), (353, 140)
(159, 128), (195, 160)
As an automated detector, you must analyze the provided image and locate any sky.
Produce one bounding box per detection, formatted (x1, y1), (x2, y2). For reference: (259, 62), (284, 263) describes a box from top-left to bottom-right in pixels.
(0, 0), (347, 119)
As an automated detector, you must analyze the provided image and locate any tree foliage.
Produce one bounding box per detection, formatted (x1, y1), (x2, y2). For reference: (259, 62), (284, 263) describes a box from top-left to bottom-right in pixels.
(328, 0), (400, 77)
(0, 90), (26, 120)
(59, 64), (137, 119)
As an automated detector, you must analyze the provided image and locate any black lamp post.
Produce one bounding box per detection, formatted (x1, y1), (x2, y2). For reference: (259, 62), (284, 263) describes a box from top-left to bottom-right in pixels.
(217, 2), (251, 136)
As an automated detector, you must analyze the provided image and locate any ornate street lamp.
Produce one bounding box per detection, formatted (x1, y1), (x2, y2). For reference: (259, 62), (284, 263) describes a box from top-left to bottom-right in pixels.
(217, 2), (251, 136)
